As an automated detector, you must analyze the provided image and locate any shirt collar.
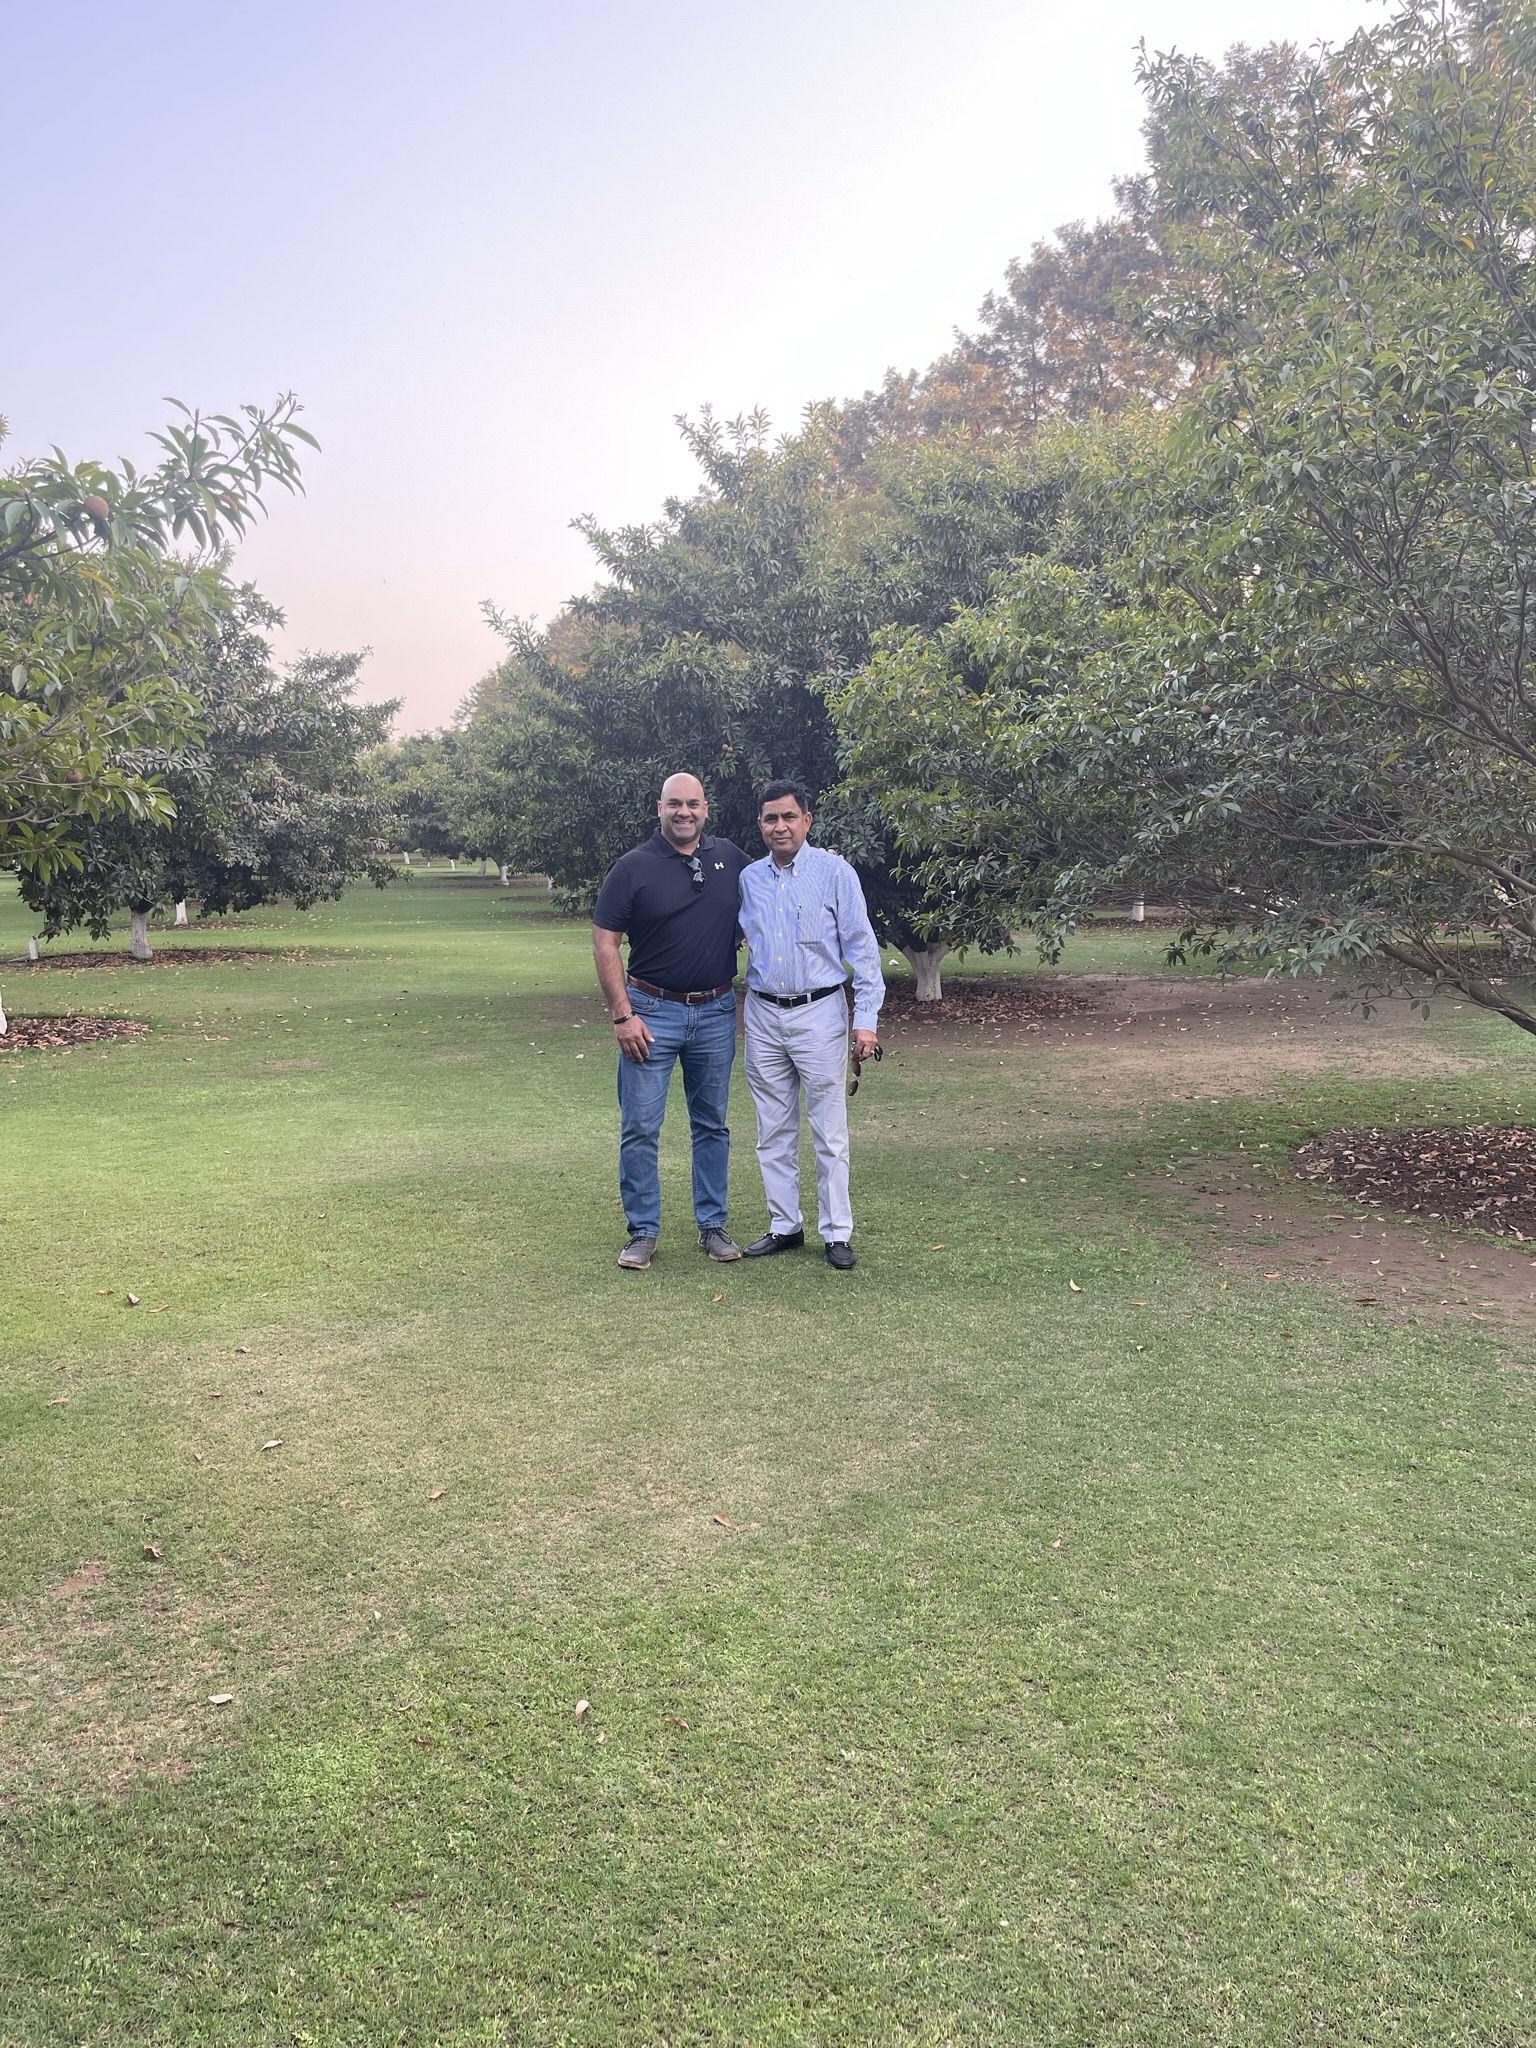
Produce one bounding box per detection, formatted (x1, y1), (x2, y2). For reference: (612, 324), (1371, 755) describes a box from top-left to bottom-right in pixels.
(653, 828), (713, 859)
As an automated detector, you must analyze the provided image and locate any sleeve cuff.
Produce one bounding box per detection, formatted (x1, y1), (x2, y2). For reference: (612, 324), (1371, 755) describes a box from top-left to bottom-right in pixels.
(852, 1009), (881, 1033)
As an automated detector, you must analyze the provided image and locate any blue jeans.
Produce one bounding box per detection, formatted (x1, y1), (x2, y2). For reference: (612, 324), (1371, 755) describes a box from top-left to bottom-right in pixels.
(617, 985), (737, 1237)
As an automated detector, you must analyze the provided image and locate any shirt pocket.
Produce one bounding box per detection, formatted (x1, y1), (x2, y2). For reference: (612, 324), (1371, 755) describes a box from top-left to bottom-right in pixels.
(795, 899), (838, 950)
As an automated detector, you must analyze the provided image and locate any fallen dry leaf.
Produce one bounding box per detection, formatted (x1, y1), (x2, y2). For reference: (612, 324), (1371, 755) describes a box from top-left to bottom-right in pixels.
(665, 1715), (689, 1729)
(236, 1346), (251, 1354)
(125, 1293), (140, 1307)
(96, 1288), (112, 1296)
(1265, 1271), (1282, 1279)
(712, 1293), (723, 1303)
(259, 1438), (283, 1452)
(150, 1303), (169, 1313)
(192, 1452), (204, 1463)
(574, 1699), (591, 1721)
(48, 1394), (69, 1406)
(207, 1391), (223, 1400)
(931, 1244), (945, 1251)
(207, 1693), (234, 1706)
(1051, 1538), (1063, 1550)
(412, 1735), (436, 1748)
(595, 1732), (607, 1744)
(1130, 1298), (1146, 1305)
(428, 1487), (446, 1501)
(712, 1514), (731, 1527)
(1068, 1280), (1082, 1292)
(142, 1542), (162, 1561)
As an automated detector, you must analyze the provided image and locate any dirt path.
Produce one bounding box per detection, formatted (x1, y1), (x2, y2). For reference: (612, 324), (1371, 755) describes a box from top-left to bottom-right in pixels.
(886, 972), (1482, 1099)
(887, 972), (1536, 1328)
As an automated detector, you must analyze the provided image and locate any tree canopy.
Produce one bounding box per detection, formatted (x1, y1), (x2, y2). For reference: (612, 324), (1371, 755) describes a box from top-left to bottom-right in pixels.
(21, 590), (395, 958)
(830, 0), (1536, 1034)
(0, 397), (315, 875)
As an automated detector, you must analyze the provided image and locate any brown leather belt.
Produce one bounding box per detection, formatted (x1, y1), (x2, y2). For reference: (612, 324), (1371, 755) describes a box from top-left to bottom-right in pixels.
(751, 983), (846, 1009)
(628, 975), (735, 1005)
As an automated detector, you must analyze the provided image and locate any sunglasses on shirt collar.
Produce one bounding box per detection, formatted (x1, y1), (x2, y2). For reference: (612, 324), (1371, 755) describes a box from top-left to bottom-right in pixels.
(685, 855), (704, 887)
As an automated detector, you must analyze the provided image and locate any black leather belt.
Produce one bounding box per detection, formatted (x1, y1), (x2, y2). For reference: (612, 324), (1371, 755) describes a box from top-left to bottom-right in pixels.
(751, 984), (846, 1009)
(628, 975), (735, 1005)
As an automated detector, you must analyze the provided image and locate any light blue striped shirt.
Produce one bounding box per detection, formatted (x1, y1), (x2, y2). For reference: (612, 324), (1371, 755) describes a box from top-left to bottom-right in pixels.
(738, 843), (886, 1031)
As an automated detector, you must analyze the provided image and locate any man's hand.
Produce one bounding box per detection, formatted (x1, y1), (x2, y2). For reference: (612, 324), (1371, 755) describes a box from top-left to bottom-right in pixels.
(852, 1029), (880, 1061)
(616, 1014), (655, 1062)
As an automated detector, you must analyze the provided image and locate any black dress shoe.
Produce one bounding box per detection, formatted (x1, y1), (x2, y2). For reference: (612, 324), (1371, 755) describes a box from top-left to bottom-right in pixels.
(824, 1242), (857, 1270)
(742, 1229), (805, 1258)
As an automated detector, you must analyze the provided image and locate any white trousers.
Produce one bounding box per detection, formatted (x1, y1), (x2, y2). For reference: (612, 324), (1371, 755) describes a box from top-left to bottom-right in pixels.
(744, 990), (853, 1242)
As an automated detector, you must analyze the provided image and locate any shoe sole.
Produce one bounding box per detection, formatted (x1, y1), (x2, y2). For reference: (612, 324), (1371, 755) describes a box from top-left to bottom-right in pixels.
(618, 1252), (654, 1270)
(704, 1247), (743, 1261)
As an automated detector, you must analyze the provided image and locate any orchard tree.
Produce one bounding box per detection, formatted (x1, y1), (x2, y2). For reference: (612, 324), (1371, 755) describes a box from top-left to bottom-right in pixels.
(835, 3), (1536, 1036)
(834, 186), (1189, 451)
(0, 396), (314, 873)
(472, 411), (1067, 992)
(20, 591), (396, 958)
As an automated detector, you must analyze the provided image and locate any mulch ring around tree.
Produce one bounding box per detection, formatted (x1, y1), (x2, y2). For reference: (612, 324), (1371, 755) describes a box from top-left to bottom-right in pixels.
(881, 979), (1096, 1026)
(11, 948), (306, 969)
(0, 1017), (149, 1053)
(1294, 1124), (1536, 1237)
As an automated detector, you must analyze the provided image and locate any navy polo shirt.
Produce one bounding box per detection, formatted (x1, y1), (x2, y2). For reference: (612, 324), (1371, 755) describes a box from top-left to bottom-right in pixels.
(593, 830), (752, 991)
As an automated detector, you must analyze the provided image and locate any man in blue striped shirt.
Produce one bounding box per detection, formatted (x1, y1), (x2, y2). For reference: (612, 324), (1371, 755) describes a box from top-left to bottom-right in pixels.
(737, 780), (885, 1270)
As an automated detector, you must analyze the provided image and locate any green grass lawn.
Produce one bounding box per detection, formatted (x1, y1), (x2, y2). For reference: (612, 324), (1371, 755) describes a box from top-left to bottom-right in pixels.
(1, 880), (1532, 2046)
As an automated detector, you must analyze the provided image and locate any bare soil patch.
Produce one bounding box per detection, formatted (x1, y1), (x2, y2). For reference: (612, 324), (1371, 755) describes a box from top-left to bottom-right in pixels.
(1031, 974), (1478, 1101)
(15, 947), (306, 969)
(49, 1561), (109, 1599)
(882, 979), (1094, 1027)
(0, 1017), (148, 1053)
(1295, 1124), (1536, 1237)
(1176, 1165), (1536, 1322)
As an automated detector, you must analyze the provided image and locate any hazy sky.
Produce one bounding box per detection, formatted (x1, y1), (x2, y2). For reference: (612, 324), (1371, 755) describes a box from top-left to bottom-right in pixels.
(4, 0), (1379, 731)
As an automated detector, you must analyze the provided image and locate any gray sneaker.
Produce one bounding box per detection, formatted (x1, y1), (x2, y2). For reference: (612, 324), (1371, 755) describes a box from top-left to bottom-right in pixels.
(618, 1235), (657, 1270)
(698, 1227), (743, 1262)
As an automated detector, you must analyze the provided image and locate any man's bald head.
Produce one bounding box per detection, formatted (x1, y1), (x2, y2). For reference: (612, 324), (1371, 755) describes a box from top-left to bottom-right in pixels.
(657, 773), (708, 851)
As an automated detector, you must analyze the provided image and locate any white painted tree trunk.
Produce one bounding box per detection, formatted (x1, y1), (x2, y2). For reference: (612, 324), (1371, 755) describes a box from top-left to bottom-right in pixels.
(174, 900), (189, 926)
(449, 858), (456, 871)
(26, 937), (38, 962)
(1129, 897), (1145, 923)
(130, 909), (153, 961)
(901, 943), (950, 1002)
(479, 858), (488, 876)
(402, 850), (411, 866)
(499, 863), (510, 886)
(0, 988), (8, 1035)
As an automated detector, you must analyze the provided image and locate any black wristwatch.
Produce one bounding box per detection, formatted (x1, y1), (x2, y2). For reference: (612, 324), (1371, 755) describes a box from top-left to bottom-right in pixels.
(612, 1011), (635, 1025)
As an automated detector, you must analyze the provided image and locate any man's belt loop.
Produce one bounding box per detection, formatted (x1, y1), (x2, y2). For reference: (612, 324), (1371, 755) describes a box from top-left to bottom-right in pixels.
(627, 975), (736, 1005)
(749, 983), (847, 1009)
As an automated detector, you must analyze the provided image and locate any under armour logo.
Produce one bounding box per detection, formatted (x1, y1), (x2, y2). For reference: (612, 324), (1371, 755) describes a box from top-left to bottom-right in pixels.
(714, 861), (725, 870)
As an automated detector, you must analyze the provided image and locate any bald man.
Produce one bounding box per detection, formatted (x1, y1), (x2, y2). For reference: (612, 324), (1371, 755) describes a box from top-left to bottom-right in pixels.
(592, 775), (754, 1269)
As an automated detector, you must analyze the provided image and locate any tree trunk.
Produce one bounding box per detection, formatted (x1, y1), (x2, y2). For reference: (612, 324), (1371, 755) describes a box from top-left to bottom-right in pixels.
(174, 900), (189, 927)
(499, 863), (510, 886)
(26, 937), (38, 962)
(449, 858), (456, 871)
(480, 858), (488, 876)
(130, 909), (153, 962)
(901, 944), (950, 1001)
(1129, 897), (1145, 923)
(0, 989), (7, 1035)
(402, 850), (411, 865)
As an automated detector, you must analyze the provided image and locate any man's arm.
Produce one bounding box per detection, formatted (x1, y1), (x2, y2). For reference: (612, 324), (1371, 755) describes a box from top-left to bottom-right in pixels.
(592, 925), (654, 1062)
(833, 860), (886, 1054)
